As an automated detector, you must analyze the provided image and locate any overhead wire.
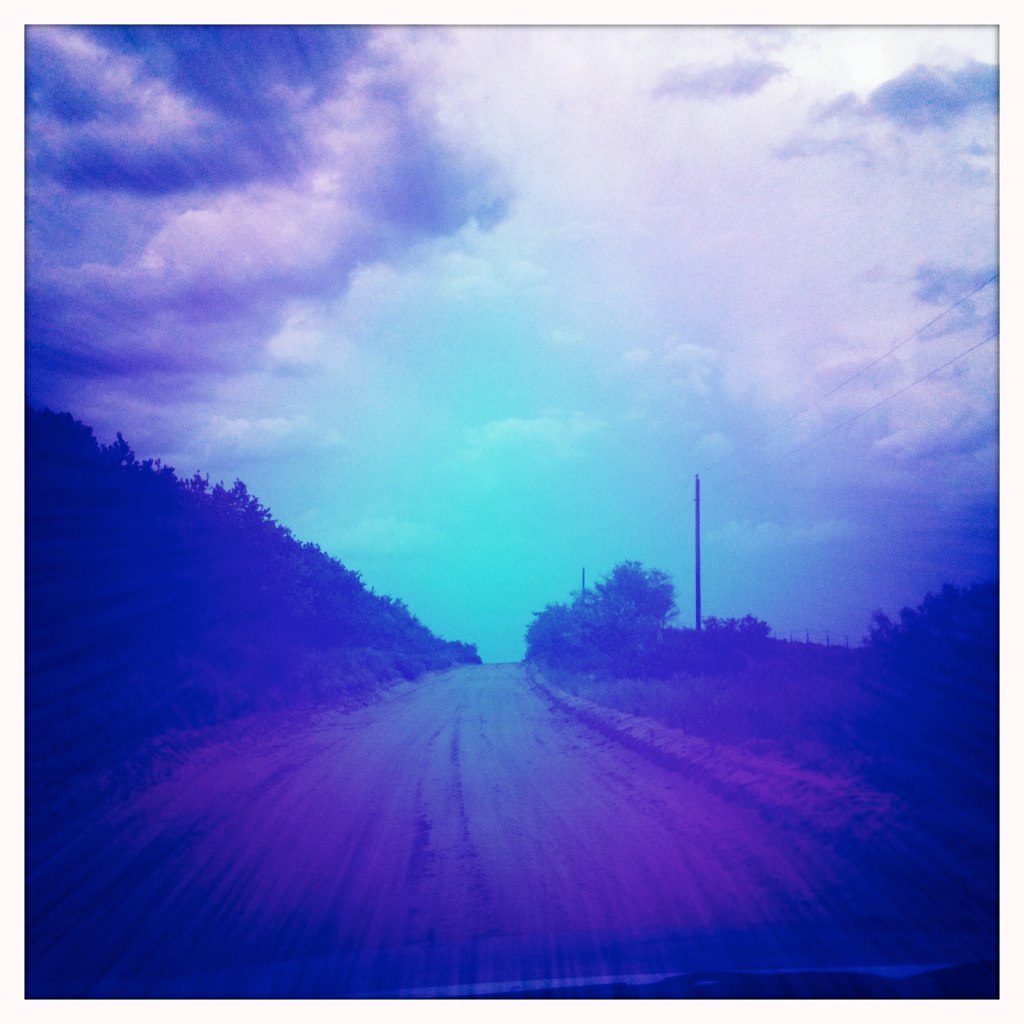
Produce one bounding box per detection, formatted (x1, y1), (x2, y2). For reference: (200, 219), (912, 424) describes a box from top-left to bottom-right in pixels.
(703, 272), (998, 476)
(648, 277), (999, 631)
(647, 273), (998, 535)
(727, 330), (998, 484)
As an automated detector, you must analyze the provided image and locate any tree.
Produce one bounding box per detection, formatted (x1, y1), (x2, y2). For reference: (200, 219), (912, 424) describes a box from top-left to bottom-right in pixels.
(525, 561), (679, 674)
(867, 582), (997, 679)
(594, 561), (677, 628)
(703, 614), (771, 643)
(587, 561), (676, 673)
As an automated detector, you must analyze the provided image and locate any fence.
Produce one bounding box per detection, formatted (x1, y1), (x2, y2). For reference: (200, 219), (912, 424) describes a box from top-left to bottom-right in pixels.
(776, 627), (854, 648)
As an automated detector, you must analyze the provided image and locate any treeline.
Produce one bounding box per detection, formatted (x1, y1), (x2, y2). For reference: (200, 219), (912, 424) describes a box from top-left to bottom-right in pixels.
(26, 407), (479, 780)
(525, 560), (779, 678)
(859, 579), (998, 834)
(526, 561), (998, 942)
(525, 559), (997, 809)
(525, 560), (998, 691)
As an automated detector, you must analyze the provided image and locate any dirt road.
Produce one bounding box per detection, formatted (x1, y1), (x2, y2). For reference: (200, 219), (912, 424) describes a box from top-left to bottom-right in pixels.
(25, 662), (985, 996)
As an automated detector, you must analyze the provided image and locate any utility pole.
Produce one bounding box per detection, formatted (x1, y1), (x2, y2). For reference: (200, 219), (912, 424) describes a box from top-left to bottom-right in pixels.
(695, 474), (702, 631)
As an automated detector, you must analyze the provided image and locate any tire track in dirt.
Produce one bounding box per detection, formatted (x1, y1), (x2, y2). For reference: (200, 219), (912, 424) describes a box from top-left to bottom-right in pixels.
(27, 661), (957, 996)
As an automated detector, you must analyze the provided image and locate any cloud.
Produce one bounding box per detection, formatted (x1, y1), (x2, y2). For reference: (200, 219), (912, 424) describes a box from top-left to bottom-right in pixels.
(333, 515), (439, 555)
(709, 519), (850, 550)
(777, 59), (997, 171)
(27, 27), (313, 193)
(25, 26), (382, 195)
(914, 263), (997, 307)
(199, 412), (341, 459)
(264, 303), (330, 369)
(661, 340), (720, 397)
(819, 60), (997, 132)
(26, 25), (511, 409)
(909, 264), (999, 342)
(868, 60), (997, 130)
(549, 328), (585, 347)
(874, 400), (996, 464)
(460, 411), (605, 462)
(207, 413), (306, 442)
(100, 26), (356, 120)
(655, 59), (787, 99)
(773, 134), (873, 164)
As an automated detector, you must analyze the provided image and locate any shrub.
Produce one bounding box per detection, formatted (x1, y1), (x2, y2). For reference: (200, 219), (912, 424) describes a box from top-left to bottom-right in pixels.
(525, 561), (772, 678)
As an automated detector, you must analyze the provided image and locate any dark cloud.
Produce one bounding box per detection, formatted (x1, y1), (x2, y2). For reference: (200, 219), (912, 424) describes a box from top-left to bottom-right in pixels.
(773, 133), (873, 164)
(354, 78), (511, 238)
(32, 134), (264, 196)
(914, 263), (997, 307)
(90, 26), (359, 115)
(924, 412), (998, 460)
(26, 26), (359, 194)
(780, 60), (997, 164)
(814, 92), (860, 121)
(25, 266), (284, 385)
(25, 25), (511, 410)
(25, 196), (391, 395)
(870, 60), (997, 129)
(819, 61), (997, 131)
(656, 59), (787, 99)
(911, 264), (998, 341)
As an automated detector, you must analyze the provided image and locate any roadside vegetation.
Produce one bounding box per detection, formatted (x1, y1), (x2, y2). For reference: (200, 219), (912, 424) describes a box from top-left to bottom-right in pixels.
(525, 560), (863, 750)
(526, 560), (785, 680)
(525, 562), (996, 751)
(525, 561), (996, 780)
(26, 406), (480, 812)
(526, 561), (998, 937)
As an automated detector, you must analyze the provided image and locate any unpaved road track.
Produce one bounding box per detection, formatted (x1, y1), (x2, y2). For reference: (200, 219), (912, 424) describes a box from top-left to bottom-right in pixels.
(26, 663), (985, 996)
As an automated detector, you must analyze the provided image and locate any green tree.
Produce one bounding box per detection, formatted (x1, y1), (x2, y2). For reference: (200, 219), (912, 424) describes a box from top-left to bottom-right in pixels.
(703, 614), (771, 642)
(595, 561), (676, 628)
(525, 561), (679, 674)
(592, 562), (676, 671)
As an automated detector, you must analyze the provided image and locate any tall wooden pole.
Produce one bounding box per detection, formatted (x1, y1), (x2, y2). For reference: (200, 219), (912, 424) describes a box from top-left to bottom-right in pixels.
(695, 474), (702, 631)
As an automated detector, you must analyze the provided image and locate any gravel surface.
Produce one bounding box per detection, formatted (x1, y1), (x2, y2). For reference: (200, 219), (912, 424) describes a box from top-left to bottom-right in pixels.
(26, 662), (996, 997)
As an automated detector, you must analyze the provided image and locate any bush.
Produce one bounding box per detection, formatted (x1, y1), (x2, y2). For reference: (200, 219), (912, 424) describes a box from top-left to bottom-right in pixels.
(525, 561), (772, 678)
(25, 405), (482, 780)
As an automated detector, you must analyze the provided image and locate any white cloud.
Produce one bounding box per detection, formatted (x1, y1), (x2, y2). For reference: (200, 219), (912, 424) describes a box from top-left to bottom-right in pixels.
(550, 328), (585, 347)
(333, 515), (439, 555)
(460, 411), (605, 462)
(655, 58), (788, 99)
(138, 181), (363, 286)
(199, 412), (341, 459)
(401, 26), (996, 424)
(709, 519), (850, 550)
(661, 339), (720, 396)
(265, 302), (330, 368)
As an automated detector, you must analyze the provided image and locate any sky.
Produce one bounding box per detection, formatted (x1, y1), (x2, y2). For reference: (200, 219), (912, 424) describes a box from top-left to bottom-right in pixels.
(24, 24), (999, 663)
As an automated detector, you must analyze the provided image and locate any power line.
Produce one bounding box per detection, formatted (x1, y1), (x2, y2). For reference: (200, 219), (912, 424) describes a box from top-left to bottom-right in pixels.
(648, 275), (998, 536)
(705, 272), (998, 474)
(729, 330), (998, 484)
